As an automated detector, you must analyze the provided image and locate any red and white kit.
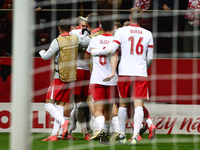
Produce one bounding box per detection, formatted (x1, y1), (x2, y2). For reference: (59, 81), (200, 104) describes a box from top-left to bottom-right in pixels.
(40, 33), (75, 103)
(91, 25), (153, 100)
(70, 27), (90, 97)
(115, 25), (153, 100)
(115, 25), (153, 77)
(86, 33), (118, 102)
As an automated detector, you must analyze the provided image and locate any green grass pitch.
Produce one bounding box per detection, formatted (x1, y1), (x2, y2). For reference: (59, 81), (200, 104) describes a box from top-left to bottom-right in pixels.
(0, 133), (200, 150)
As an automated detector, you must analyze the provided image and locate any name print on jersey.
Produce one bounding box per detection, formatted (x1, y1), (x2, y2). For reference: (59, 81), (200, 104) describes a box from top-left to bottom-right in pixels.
(130, 30), (143, 34)
(100, 39), (110, 44)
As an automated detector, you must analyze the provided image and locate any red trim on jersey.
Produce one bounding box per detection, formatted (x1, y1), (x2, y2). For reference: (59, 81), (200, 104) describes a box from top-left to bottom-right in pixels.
(148, 45), (154, 48)
(76, 27), (82, 29)
(85, 51), (91, 55)
(113, 40), (120, 45)
(92, 27), (100, 34)
(60, 33), (70, 36)
(129, 24), (140, 27)
(102, 33), (112, 36)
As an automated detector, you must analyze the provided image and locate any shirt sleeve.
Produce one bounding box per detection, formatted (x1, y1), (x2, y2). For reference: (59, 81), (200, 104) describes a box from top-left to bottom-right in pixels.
(86, 38), (94, 55)
(70, 31), (81, 44)
(113, 28), (122, 44)
(39, 39), (59, 60)
(79, 36), (91, 49)
(147, 33), (154, 69)
(148, 32), (154, 51)
(91, 38), (120, 56)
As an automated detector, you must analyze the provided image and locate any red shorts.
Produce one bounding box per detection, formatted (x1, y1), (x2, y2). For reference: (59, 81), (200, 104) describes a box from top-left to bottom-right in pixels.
(74, 69), (90, 97)
(117, 76), (148, 100)
(90, 84), (119, 103)
(46, 79), (74, 103)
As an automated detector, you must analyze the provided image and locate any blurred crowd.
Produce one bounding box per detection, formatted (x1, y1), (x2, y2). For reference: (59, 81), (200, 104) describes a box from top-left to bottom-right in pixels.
(0, 0), (199, 58)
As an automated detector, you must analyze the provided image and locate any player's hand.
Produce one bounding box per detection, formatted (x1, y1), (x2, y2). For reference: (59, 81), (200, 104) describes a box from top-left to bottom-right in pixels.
(83, 31), (90, 36)
(103, 74), (115, 82)
(82, 28), (91, 35)
(91, 48), (97, 51)
(39, 50), (46, 57)
(91, 48), (100, 56)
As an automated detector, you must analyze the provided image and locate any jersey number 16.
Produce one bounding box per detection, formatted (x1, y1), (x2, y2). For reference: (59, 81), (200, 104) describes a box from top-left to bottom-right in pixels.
(128, 36), (144, 55)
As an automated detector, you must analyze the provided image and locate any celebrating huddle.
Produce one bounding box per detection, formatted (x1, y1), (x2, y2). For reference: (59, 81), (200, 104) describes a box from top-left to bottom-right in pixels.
(39, 7), (156, 146)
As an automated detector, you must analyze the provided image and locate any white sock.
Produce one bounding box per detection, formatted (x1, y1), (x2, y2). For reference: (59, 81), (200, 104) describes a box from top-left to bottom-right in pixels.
(112, 116), (120, 133)
(45, 103), (65, 125)
(94, 116), (105, 131)
(56, 105), (64, 117)
(104, 124), (110, 134)
(118, 107), (127, 136)
(76, 102), (85, 108)
(133, 106), (144, 138)
(91, 115), (97, 133)
(64, 117), (70, 121)
(70, 105), (77, 124)
(104, 119), (111, 134)
(51, 119), (60, 136)
(68, 106), (77, 134)
(146, 118), (153, 128)
(51, 105), (63, 136)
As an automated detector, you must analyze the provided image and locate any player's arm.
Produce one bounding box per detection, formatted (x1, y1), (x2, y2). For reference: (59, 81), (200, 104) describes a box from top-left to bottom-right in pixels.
(91, 29), (121, 56)
(147, 47), (153, 70)
(78, 29), (90, 39)
(84, 38), (93, 62)
(78, 36), (91, 49)
(39, 39), (59, 60)
(147, 34), (154, 70)
(103, 50), (119, 82)
(84, 52), (93, 72)
(91, 40), (120, 56)
(70, 31), (90, 45)
(84, 39), (93, 72)
(84, 52), (90, 62)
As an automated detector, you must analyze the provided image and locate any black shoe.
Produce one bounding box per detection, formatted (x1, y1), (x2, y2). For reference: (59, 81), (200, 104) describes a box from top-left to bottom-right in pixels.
(99, 129), (109, 145)
(139, 125), (147, 136)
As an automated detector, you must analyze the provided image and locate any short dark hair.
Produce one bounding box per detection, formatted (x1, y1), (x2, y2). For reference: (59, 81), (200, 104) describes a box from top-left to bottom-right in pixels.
(59, 19), (71, 32)
(101, 17), (113, 32)
(87, 13), (100, 29)
(130, 7), (143, 24)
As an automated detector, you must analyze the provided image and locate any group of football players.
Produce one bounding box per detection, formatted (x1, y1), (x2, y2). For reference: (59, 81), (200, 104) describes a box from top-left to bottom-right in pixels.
(39, 7), (156, 146)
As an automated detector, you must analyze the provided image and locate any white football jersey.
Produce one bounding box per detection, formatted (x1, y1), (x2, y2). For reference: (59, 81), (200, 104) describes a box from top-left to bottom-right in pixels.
(86, 33), (118, 85)
(114, 24), (153, 77)
(70, 28), (90, 70)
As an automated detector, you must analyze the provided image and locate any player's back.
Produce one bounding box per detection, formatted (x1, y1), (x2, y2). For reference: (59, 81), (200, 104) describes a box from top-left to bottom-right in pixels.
(70, 28), (89, 70)
(115, 25), (153, 77)
(87, 34), (118, 86)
